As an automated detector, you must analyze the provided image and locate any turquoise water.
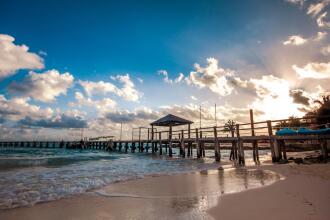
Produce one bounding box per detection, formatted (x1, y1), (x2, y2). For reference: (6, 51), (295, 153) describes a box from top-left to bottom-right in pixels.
(0, 147), (272, 209)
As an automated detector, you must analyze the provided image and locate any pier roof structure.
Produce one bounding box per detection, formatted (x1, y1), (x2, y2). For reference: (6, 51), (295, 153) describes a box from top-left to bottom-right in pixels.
(150, 114), (193, 127)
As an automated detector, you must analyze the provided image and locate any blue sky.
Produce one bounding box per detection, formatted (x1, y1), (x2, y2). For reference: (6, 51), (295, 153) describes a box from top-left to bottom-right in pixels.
(0, 0), (329, 140)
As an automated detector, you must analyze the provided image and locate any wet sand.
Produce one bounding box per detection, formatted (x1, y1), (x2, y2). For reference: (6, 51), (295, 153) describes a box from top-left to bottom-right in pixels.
(0, 163), (329, 220)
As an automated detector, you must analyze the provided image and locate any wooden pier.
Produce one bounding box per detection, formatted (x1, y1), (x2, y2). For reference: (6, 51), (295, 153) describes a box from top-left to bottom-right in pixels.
(0, 112), (329, 164)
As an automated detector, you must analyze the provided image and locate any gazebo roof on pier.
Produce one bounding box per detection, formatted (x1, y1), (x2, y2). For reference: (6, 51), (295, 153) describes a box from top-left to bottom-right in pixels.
(150, 114), (193, 127)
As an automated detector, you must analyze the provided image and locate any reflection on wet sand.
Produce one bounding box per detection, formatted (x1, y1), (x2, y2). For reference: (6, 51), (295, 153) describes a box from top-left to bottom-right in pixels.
(94, 167), (281, 219)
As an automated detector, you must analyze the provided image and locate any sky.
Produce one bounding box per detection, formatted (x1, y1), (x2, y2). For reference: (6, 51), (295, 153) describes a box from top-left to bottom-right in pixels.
(0, 0), (329, 140)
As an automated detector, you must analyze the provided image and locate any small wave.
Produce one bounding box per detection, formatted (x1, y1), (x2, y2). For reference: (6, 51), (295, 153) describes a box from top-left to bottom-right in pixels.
(0, 148), (273, 210)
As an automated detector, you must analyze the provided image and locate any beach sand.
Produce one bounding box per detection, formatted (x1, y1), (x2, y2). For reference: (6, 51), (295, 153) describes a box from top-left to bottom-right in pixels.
(0, 163), (329, 220)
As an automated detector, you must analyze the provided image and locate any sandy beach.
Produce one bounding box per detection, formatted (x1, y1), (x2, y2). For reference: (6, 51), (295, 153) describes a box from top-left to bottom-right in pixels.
(0, 162), (329, 220)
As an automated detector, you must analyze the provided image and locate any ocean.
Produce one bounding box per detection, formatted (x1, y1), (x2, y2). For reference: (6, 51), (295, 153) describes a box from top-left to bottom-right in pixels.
(0, 147), (279, 209)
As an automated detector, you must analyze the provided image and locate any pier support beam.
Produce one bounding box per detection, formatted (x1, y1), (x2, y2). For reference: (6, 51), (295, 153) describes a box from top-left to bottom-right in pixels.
(187, 124), (192, 157)
(169, 126), (173, 157)
(321, 140), (329, 162)
(180, 130), (185, 158)
(125, 142), (128, 153)
(236, 124), (245, 165)
(274, 139), (281, 161)
(267, 120), (276, 162)
(159, 132), (162, 155)
(250, 109), (259, 163)
(214, 126), (220, 162)
(195, 128), (200, 158)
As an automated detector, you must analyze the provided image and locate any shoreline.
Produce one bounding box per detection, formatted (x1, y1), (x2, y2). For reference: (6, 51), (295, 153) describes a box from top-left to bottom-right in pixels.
(0, 162), (329, 219)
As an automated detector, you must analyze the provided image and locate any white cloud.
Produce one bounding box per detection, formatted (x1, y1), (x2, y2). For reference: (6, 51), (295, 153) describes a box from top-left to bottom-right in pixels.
(159, 70), (185, 84)
(0, 95), (53, 121)
(9, 69), (74, 102)
(283, 35), (308, 45)
(321, 45), (330, 55)
(282, 32), (326, 46)
(286, 0), (305, 6)
(313, 31), (327, 41)
(191, 96), (197, 101)
(293, 61), (330, 79)
(114, 74), (141, 102)
(105, 108), (159, 124)
(174, 73), (185, 83)
(79, 80), (117, 96)
(158, 70), (172, 83)
(317, 12), (330, 28)
(0, 34), (44, 79)
(70, 91), (116, 112)
(245, 75), (305, 120)
(307, 2), (328, 17)
(186, 58), (234, 96)
(38, 50), (47, 56)
(79, 74), (141, 102)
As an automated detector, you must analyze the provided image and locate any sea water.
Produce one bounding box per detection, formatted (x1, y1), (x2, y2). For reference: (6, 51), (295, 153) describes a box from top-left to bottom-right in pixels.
(0, 147), (276, 209)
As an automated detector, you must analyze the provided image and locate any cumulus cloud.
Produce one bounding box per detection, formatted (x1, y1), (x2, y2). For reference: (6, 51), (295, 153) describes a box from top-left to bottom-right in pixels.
(307, 2), (329, 17)
(314, 31), (328, 41)
(317, 12), (330, 28)
(289, 89), (310, 105)
(114, 74), (141, 102)
(293, 61), (330, 79)
(18, 114), (87, 129)
(159, 58), (235, 96)
(9, 69), (74, 102)
(244, 76), (305, 120)
(70, 91), (116, 112)
(283, 32), (327, 46)
(0, 95), (53, 121)
(79, 74), (141, 102)
(286, 0), (305, 6)
(158, 70), (185, 84)
(105, 108), (159, 124)
(0, 34), (44, 79)
(321, 45), (330, 55)
(283, 35), (308, 45)
(191, 96), (197, 101)
(186, 58), (234, 96)
(79, 80), (117, 96)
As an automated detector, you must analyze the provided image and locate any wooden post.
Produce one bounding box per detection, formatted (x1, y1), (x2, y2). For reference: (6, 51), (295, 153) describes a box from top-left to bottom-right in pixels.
(230, 129), (237, 160)
(274, 139), (281, 161)
(267, 120), (276, 162)
(138, 128), (141, 152)
(131, 142), (136, 153)
(151, 126), (155, 153)
(159, 132), (162, 155)
(199, 130), (202, 157)
(250, 109), (258, 163)
(181, 130), (185, 158)
(282, 140), (287, 160)
(321, 139), (328, 162)
(236, 124), (245, 165)
(214, 126), (220, 162)
(187, 124), (192, 157)
(195, 128), (200, 158)
(236, 124), (240, 164)
(326, 140), (330, 162)
(169, 126), (173, 157)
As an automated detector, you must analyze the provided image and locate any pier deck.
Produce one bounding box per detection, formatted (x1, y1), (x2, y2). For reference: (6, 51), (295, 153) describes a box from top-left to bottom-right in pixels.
(1, 113), (329, 164)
